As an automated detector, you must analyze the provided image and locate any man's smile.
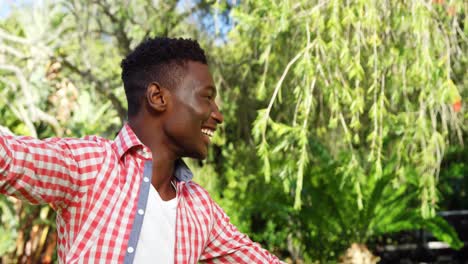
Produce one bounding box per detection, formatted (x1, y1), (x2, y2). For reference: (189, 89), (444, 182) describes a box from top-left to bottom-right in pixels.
(201, 128), (214, 138)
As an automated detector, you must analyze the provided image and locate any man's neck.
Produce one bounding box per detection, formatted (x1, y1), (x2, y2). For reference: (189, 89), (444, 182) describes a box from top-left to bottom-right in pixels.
(151, 155), (177, 201)
(128, 116), (178, 201)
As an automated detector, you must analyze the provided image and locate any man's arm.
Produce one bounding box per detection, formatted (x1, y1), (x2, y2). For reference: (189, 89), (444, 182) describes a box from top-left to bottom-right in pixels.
(0, 129), (102, 209)
(199, 201), (284, 263)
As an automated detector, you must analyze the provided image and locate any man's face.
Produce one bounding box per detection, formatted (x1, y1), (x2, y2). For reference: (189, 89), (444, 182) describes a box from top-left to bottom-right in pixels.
(163, 61), (223, 159)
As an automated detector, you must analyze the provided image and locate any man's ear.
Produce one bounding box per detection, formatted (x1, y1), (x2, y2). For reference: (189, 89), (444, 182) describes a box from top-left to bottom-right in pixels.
(146, 82), (169, 112)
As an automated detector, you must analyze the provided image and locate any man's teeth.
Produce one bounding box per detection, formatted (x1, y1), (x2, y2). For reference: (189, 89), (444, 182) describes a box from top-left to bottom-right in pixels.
(201, 128), (214, 137)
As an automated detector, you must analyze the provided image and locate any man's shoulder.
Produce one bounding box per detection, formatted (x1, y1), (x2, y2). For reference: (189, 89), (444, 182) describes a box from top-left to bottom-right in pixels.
(185, 181), (210, 196)
(39, 135), (114, 158)
(82, 135), (112, 144)
(183, 181), (217, 204)
(42, 134), (110, 147)
(182, 181), (220, 219)
(0, 129), (112, 150)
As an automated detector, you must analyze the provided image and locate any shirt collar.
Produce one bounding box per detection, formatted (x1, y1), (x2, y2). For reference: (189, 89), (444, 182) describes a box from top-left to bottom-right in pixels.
(113, 123), (151, 160)
(113, 123), (193, 182)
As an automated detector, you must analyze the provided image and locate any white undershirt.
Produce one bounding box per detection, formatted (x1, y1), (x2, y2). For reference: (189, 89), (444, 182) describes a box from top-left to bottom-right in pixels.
(134, 185), (177, 264)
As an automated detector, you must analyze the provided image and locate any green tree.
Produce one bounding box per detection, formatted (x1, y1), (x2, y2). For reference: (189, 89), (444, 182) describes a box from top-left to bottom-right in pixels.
(200, 0), (466, 261)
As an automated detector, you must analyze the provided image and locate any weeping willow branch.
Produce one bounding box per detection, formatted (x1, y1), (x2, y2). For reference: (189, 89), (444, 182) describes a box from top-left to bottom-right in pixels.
(294, 78), (315, 209)
(261, 42), (315, 142)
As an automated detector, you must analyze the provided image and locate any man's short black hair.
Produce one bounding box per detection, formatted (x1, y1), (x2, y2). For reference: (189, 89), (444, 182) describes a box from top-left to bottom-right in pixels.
(121, 37), (208, 117)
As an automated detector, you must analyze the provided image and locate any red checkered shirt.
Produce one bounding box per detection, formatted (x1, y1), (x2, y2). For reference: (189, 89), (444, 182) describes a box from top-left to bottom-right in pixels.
(0, 124), (282, 263)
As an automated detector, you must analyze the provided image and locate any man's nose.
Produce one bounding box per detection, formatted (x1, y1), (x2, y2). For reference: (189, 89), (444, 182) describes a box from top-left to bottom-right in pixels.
(211, 104), (224, 124)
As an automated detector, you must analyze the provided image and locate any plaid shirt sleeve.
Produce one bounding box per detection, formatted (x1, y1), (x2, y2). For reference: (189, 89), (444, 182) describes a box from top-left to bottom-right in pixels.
(0, 134), (103, 209)
(199, 200), (284, 263)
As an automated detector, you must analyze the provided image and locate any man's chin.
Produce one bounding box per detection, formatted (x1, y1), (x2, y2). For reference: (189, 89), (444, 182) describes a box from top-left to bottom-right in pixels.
(185, 149), (208, 160)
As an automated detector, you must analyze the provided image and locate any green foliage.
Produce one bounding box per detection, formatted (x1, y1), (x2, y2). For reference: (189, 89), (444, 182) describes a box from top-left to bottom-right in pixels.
(0, 196), (17, 255)
(209, 0), (466, 261)
(438, 135), (468, 210)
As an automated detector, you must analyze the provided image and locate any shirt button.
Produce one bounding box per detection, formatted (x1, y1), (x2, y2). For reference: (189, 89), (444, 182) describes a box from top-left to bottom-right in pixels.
(143, 177), (149, 183)
(127, 247), (134, 253)
(138, 209), (144, 215)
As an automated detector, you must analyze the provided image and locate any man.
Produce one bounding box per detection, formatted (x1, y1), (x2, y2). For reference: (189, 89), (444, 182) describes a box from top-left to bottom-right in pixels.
(0, 37), (282, 263)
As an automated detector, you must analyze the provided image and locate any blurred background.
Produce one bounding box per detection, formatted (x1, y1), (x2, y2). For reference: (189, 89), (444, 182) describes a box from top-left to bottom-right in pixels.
(0, 0), (466, 263)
